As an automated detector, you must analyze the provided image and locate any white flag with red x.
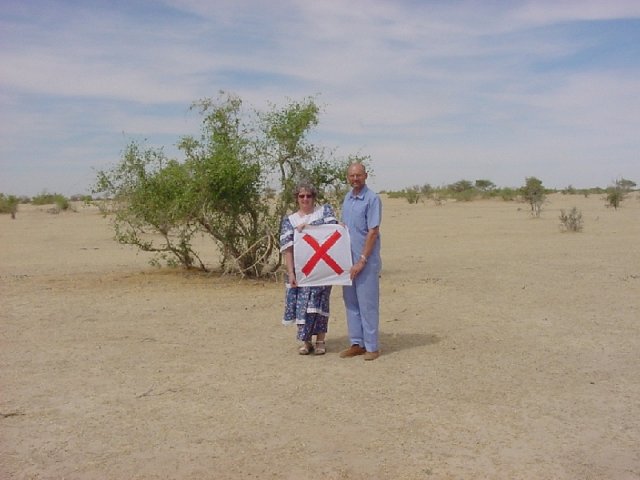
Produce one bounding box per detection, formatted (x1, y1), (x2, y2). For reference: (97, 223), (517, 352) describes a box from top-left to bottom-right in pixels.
(293, 224), (352, 287)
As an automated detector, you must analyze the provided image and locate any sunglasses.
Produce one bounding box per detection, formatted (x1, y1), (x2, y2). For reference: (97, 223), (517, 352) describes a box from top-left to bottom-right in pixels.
(297, 194), (313, 199)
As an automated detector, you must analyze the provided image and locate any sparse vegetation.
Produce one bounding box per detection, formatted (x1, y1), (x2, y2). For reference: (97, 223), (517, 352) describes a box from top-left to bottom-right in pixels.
(404, 186), (421, 204)
(474, 179), (495, 192)
(498, 187), (518, 201)
(31, 192), (71, 211)
(384, 183), (432, 204)
(0, 194), (20, 219)
(559, 207), (584, 232)
(520, 177), (545, 217)
(447, 179), (476, 202)
(385, 181), (524, 203)
(606, 178), (636, 210)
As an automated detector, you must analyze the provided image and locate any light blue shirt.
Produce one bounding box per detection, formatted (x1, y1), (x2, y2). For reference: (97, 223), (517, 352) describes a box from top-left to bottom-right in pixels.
(341, 185), (382, 263)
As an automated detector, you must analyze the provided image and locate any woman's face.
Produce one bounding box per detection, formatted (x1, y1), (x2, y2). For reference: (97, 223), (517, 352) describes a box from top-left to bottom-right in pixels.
(297, 189), (314, 211)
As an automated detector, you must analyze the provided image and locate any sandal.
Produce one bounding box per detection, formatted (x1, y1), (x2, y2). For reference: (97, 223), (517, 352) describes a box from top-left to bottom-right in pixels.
(314, 340), (326, 355)
(298, 341), (314, 355)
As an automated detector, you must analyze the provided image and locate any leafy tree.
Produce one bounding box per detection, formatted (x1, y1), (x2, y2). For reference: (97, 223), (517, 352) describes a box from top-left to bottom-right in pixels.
(617, 178), (636, 191)
(259, 98), (351, 221)
(606, 178), (635, 210)
(95, 92), (353, 277)
(449, 179), (474, 193)
(447, 179), (476, 201)
(521, 176), (545, 217)
(180, 94), (272, 275)
(475, 179), (495, 192)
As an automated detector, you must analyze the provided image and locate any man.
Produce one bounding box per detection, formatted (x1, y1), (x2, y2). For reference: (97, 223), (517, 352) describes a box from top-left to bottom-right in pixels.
(340, 162), (382, 361)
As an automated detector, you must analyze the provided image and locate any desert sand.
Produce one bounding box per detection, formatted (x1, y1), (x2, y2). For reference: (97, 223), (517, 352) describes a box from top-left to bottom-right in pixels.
(1, 193), (639, 479)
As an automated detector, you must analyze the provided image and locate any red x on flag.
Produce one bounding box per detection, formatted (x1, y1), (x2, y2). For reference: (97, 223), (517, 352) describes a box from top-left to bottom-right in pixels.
(301, 230), (344, 276)
(293, 224), (352, 286)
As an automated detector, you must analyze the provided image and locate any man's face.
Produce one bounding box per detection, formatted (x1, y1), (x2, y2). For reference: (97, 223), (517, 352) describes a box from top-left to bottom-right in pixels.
(347, 165), (367, 190)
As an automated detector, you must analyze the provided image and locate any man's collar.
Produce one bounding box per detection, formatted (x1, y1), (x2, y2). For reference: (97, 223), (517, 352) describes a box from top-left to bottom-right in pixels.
(349, 185), (368, 199)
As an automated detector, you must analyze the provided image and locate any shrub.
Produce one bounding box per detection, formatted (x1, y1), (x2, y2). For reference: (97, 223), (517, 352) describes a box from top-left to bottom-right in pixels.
(475, 179), (496, 198)
(520, 177), (545, 217)
(55, 195), (70, 211)
(420, 183), (433, 196)
(559, 207), (583, 232)
(404, 186), (421, 204)
(452, 189), (476, 202)
(32, 192), (70, 210)
(475, 179), (495, 192)
(0, 194), (19, 219)
(606, 178), (635, 210)
(498, 187), (517, 201)
(606, 189), (624, 209)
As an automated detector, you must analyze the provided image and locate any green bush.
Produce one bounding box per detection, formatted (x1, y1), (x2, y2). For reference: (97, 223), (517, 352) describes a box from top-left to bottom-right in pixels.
(520, 177), (545, 217)
(498, 187), (517, 201)
(559, 207), (583, 232)
(0, 194), (19, 218)
(55, 195), (70, 211)
(606, 178), (635, 210)
(404, 186), (422, 204)
(452, 189), (476, 202)
(385, 190), (403, 199)
(32, 192), (70, 210)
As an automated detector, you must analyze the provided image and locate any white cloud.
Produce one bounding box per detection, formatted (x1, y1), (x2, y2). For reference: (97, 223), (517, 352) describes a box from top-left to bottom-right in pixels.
(0, 0), (639, 195)
(512, 0), (640, 26)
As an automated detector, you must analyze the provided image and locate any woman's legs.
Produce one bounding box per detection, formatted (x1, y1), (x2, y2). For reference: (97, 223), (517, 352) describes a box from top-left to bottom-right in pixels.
(297, 314), (328, 354)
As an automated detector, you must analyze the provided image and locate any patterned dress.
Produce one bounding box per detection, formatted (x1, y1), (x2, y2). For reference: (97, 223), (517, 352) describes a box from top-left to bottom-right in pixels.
(280, 204), (338, 341)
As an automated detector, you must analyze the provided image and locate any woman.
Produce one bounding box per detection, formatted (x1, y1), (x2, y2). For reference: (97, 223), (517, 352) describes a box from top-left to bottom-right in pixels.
(280, 183), (338, 355)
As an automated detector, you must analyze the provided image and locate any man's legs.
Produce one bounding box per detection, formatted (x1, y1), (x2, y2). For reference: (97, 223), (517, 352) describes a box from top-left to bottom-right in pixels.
(342, 264), (379, 352)
(357, 264), (380, 352)
(342, 283), (363, 346)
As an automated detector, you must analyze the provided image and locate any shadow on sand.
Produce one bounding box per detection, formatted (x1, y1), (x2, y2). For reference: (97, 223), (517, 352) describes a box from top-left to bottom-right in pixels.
(328, 332), (441, 356)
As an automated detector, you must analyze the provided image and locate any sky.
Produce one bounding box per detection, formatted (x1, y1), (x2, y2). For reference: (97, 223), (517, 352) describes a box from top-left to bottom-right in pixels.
(1, 0), (639, 197)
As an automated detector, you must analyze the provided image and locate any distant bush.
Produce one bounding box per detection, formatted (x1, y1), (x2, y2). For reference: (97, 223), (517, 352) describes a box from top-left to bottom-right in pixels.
(0, 193), (19, 219)
(32, 192), (70, 209)
(520, 177), (545, 217)
(559, 207), (583, 232)
(452, 189), (477, 202)
(475, 179), (495, 192)
(385, 190), (405, 199)
(57, 195), (70, 211)
(31, 192), (71, 213)
(444, 179), (477, 202)
(386, 183), (432, 204)
(606, 189), (624, 210)
(497, 187), (517, 201)
(606, 178), (636, 210)
(405, 186), (421, 204)
(31, 192), (57, 205)
(70, 194), (93, 203)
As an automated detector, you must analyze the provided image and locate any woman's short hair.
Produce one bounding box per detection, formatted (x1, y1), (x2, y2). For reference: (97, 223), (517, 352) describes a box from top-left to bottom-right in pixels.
(294, 182), (317, 198)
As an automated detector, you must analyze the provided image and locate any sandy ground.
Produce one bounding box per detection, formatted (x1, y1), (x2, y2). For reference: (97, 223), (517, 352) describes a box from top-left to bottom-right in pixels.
(1, 193), (639, 480)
